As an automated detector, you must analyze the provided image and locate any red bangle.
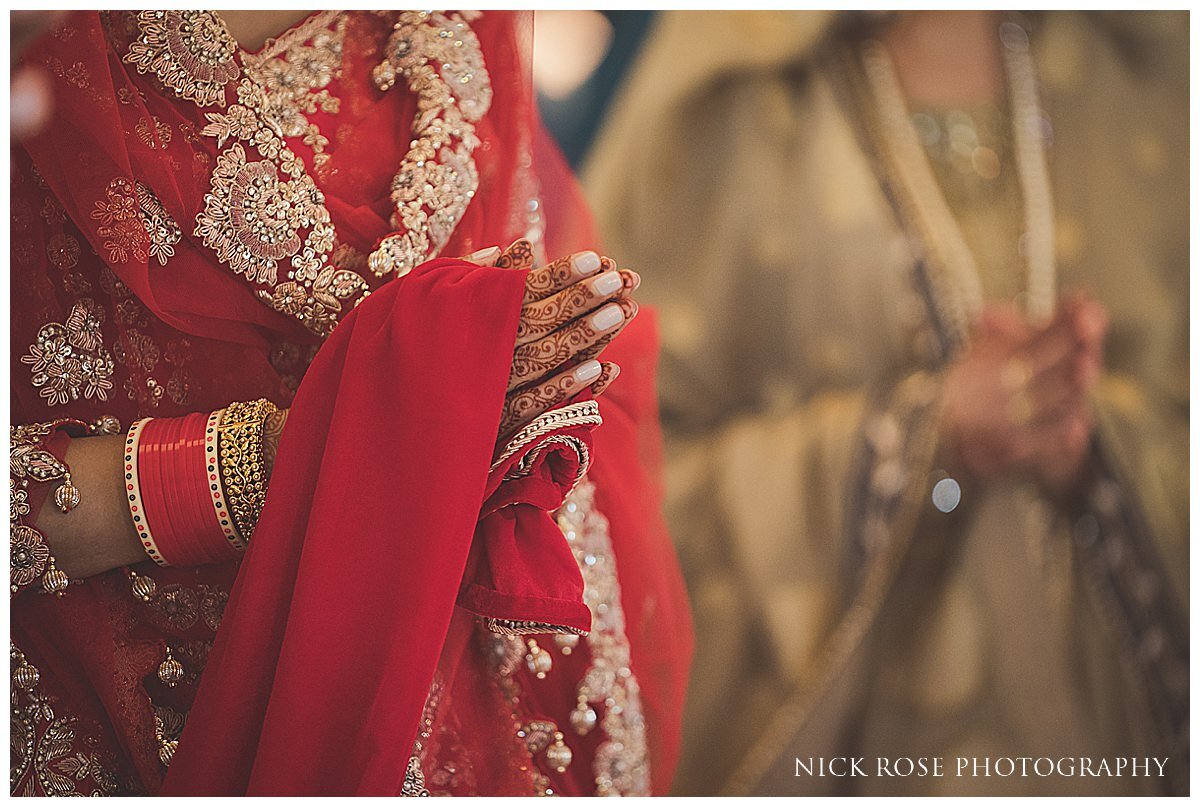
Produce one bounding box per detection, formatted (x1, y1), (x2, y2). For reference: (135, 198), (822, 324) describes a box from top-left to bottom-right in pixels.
(172, 412), (229, 566)
(138, 417), (181, 565)
(134, 414), (242, 567)
(126, 418), (168, 566)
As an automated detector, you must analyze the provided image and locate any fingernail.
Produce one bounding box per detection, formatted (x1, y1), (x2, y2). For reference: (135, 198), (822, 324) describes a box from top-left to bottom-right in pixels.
(591, 271), (622, 296)
(571, 251), (602, 277)
(591, 304), (624, 331)
(465, 246), (500, 263)
(574, 360), (602, 383)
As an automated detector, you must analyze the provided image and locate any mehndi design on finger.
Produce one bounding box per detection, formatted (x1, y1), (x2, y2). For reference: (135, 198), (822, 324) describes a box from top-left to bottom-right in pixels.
(570, 298), (638, 368)
(515, 271), (622, 345)
(495, 238), (535, 271)
(523, 252), (579, 303)
(589, 362), (620, 398)
(509, 306), (623, 389)
(500, 370), (580, 438)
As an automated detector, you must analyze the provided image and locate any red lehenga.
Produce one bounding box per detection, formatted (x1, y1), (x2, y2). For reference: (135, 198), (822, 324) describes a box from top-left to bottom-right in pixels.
(10, 10), (692, 796)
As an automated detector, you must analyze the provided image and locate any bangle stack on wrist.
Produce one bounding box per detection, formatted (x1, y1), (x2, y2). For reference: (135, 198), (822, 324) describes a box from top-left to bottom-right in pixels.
(124, 398), (280, 567)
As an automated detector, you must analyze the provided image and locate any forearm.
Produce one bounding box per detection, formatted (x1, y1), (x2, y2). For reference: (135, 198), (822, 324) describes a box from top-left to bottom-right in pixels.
(33, 433), (144, 579)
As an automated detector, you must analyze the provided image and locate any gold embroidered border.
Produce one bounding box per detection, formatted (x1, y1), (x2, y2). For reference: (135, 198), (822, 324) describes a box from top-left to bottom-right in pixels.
(491, 401), (602, 473)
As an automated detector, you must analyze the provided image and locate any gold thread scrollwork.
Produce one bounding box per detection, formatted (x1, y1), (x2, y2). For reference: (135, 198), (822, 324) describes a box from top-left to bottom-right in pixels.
(124, 11), (240, 106)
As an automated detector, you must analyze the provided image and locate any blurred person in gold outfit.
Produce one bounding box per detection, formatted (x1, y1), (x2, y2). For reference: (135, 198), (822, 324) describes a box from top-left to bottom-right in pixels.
(586, 10), (1187, 796)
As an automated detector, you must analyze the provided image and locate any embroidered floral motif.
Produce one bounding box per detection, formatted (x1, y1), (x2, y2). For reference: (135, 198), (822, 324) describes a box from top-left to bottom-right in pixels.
(135, 115), (173, 150)
(40, 197), (67, 226)
(152, 704), (185, 767)
(21, 300), (115, 406)
(11, 644), (122, 795)
(114, 330), (161, 373)
(124, 11), (240, 106)
(242, 15), (346, 171)
(117, 85), (147, 106)
(196, 142), (325, 285)
(124, 11), (488, 334)
(368, 11), (492, 279)
(136, 183), (182, 265)
(46, 233), (81, 271)
(10, 420), (96, 596)
(10, 525), (50, 591)
(194, 67), (368, 333)
(143, 583), (200, 633)
(91, 178), (181, 267)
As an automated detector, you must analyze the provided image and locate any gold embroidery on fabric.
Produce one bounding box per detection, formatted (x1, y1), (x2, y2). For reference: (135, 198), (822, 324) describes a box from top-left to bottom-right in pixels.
(402, 676), (442, 796)
(20, 300), (115, 406)
(478, 479), (649, 795)
(135, 115), (173, 150)
(491, 401), (602, 473)
(125, 11), (240, 106)
(46, 233), (81, 271)
(481, 631), (555, 796)
(39, 197), (66, 226)
(368, 11), (492, 278)
(142, 583), (200, 633)
(6, 421), (84, 595)
(195, 74), (366, 334)
(152, 704), (185, 767)
(11, 643), (121, 795)
(91, 178), (182, 267)
(136, 183), (183, 265)
(241, 14), (346, 172)
(124, 11), (490, 334)
(557, 480), (651, 796)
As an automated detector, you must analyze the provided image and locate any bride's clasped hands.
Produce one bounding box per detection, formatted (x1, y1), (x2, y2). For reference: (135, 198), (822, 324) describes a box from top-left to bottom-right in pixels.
(464, 240), (640, 442)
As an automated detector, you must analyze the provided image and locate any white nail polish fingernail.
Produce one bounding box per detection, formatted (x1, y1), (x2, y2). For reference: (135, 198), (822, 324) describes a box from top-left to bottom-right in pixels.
(591, 304), (624, 331)
(574, 360), (603, 383)
(591, 271), (622, 296)
(466, 246), (500, 263)
(572, 251), (602, 277)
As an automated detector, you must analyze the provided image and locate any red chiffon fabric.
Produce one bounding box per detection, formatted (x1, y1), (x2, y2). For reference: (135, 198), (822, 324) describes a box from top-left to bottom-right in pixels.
(12, 10), (692, 796)
(164, 257), (592, 794)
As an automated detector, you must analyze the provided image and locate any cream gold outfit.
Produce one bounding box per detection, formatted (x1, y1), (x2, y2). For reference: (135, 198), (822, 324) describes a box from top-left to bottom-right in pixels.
(587, 11), (1187, 796)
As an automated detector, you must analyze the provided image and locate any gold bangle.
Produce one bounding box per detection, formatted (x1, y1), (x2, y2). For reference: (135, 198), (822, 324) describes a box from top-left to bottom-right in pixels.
(216, 398), (279, 543)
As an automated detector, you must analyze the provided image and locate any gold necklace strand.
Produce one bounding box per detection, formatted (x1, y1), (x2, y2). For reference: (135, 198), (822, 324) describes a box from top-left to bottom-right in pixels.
(999, 21), (1056, 325)
(862, 41), (983, 345)
(862, 17), (1055, 344)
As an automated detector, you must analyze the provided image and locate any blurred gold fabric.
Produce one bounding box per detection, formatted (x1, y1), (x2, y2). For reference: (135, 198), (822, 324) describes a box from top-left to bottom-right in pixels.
(586, 11), (1187, 796)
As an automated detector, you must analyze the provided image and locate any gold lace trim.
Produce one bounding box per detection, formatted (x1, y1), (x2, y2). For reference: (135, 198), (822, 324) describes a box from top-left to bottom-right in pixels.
(491, 401), (602, 472)
(367, 11), (493, 279)
(484, 618), (588, 637)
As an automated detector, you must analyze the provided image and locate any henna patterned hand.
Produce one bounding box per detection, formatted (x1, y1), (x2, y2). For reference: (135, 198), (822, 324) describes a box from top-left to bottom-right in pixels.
(463, 241), (638, 441)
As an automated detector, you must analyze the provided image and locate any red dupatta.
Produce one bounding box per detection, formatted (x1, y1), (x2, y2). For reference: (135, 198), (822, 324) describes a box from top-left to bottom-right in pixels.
(14, 10), (691, 796)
